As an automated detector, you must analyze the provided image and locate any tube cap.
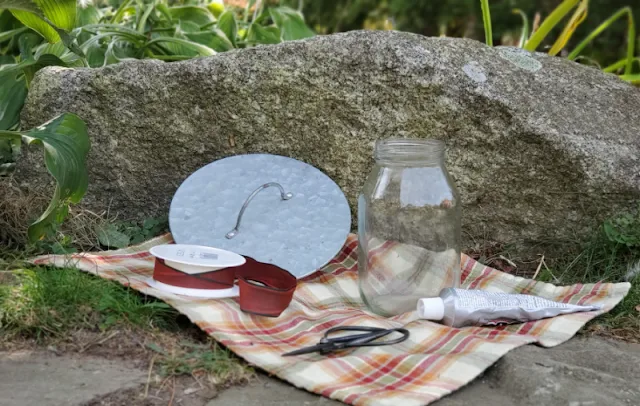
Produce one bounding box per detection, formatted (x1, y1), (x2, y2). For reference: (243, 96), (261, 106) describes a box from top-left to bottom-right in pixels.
(417, 297), (445, 321)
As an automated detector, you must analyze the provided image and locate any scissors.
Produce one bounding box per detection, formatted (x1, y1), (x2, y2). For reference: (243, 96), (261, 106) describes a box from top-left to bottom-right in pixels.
(282, 326), (410, 357)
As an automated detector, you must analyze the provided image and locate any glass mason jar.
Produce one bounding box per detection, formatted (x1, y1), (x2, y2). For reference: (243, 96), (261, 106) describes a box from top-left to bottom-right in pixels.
(358, 139), (461, 317)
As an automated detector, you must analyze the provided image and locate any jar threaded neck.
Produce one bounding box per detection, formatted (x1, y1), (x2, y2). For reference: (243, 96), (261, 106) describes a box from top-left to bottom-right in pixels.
(374, 139), (445, 165)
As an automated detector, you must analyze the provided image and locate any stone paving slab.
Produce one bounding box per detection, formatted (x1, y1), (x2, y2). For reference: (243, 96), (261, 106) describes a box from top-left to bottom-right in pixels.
(207, 378), (342, 406)
(208, 337), (640, 406)
(437, 337), (640, 406)
(0, 350), (146, 406)
(1, 337), (639, 406)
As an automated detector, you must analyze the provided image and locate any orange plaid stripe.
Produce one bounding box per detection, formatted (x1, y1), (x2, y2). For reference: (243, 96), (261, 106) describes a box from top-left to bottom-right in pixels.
(32, 234), (630, 406)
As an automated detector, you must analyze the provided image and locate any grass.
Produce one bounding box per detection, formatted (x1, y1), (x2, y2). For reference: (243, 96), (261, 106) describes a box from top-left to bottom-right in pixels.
(0, 185), (251, 386)
(0, 266), (179, 340)
(467, 209), (640, 341)
(147, 339), (254, 385)
(0, 265), (254, 386)
(535, 228), (640, 341)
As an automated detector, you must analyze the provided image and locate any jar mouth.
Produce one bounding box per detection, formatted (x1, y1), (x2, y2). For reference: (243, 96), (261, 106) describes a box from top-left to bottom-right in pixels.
(374, 138), (445, 165)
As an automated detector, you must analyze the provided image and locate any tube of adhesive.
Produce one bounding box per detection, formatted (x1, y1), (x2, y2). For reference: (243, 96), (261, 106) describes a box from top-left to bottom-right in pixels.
(417, 288), (602, 328)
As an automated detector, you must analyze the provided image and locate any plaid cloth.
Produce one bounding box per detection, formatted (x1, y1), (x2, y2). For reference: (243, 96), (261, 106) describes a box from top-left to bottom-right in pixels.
(33, 234), (630, 406)
(360, 238), (459, 315)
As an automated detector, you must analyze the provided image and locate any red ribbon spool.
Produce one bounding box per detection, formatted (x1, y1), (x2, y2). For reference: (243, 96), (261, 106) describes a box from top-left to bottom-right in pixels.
(153, 257), (297, 317)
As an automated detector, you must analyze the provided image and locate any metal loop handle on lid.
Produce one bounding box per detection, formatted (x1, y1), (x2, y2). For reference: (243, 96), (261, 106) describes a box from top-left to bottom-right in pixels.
(225, 182), (293, 239)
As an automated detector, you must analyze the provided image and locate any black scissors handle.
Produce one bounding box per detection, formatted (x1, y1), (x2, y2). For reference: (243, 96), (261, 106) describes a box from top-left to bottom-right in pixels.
(320, 326), (402, 347)
(323, 326), (409, 349)
(282, 326), (409, 356)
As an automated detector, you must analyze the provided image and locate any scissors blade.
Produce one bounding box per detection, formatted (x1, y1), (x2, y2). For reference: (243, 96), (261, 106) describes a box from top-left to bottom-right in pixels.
(282, 343), (330, 357)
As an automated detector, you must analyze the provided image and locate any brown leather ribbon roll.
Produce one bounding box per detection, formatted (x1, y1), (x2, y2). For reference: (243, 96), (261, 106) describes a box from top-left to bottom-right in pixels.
(153, 257), (297, 317)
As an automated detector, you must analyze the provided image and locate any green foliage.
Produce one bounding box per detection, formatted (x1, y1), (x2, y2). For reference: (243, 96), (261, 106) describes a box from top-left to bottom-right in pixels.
(0, 266), (178, 339)
(531, 214), (640, 339)
(9, 0), (77, 43)
(298, 0), (639, 81)
(12, 1), (314, 67)
(568, 7), (636, 75)
(0, 1), (313, 241)
(126, 216), (168, 244)
(481, 0), (639, 84)
(0, 70), (26, 132)
(0, 114), (90, 242)
(523, 0), (581, 52)
(512, 9), (529, 48)
(604, 210), (640, 247)
(480, 0), (492, 46)
(97, 216), (168, 248)
(97, 223), (131, 248)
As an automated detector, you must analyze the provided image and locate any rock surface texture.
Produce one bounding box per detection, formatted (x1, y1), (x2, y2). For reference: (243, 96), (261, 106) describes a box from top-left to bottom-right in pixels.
(1, 338), (638, 405)
(0, 351), (146, 406)
(19, 31), (640, 248)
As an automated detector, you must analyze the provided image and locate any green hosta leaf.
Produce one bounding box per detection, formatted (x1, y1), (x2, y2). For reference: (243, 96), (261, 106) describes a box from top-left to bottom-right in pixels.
(18, 29), (39, 56)
(185, 28), (233, 52)
(97, 223), (131, 248)
(136, 2), (154, 34)
(76, 4), (101, 44)
(0, 25), (27, 42)
(217, 10), (237, 46)
(247, 23), (280, 45)
(0, 113), (90, 241)
(268, 7), (313, 41)
(34, 40), (83, 66)
(178, 19), (200, 33)
(36, 0), (76, 31)
(0, 46), (69, 86)
(11, 9), (59, 42)
(5, 0), (76, 43)
(85, 43), (106, 67)
(0, 0), (41, 15)
(156, 3), (172, 23)
(0, 55), (15, 64)
(0, 70), (26, 130)
(0, 69), (25, 174)
(169, 6), (214, 26)
(102, 40), (138, 65)
(110, 0), (132, 24)
(146, 36), (215, 57)
(76, 4), (100, 27)
(20, 53), (68, 83)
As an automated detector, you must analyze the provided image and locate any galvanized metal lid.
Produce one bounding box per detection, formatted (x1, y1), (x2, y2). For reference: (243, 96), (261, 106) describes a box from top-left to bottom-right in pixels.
(169, 154), (351, 278)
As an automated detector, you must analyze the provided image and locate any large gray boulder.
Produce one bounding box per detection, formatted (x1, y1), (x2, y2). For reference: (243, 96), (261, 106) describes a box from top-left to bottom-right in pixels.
(17, 31), (640, 250)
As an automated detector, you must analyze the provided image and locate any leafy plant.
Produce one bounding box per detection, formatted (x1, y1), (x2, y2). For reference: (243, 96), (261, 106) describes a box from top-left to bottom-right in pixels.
(97, 223), (131, 248)
(0, 0), (313, 242)
(604, 211), (640, 247)
(480, 0), (638, 83)
(96, 216), (168, 248)
(0, 113), (90, 242)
